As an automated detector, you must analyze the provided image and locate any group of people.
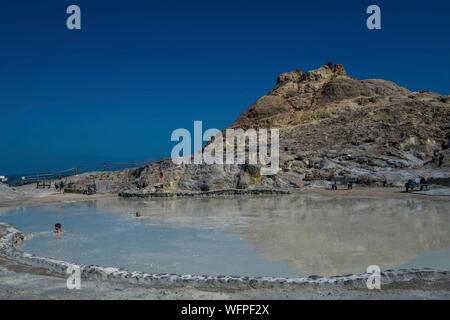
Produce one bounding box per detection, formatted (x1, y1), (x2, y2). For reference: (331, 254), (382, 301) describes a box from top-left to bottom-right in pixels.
(405, 177), (431, 193)
(331, 181), (353, 190)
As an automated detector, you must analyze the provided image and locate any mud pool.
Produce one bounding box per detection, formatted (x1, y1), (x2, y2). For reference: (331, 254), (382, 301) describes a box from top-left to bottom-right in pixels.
(1, 194), (450, 277)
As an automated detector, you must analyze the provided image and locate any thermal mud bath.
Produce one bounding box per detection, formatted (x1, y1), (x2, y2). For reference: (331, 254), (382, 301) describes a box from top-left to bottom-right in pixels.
(0, 61), (449, 299)
(1, 191), (450, 299)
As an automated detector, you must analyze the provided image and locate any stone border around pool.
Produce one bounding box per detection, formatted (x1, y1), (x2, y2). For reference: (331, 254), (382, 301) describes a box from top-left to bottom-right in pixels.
(119, 188), (291, 199)
(1, 222), (450, 290)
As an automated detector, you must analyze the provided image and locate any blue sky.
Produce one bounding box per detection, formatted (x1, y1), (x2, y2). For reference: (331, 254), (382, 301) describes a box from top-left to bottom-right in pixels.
(1, 0), (449, 174)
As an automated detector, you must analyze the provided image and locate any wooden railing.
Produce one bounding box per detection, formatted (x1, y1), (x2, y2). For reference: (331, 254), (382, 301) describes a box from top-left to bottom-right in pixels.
(11, 159), (154, 186)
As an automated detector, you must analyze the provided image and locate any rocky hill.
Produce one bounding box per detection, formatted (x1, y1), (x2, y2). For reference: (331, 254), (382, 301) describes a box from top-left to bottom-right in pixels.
(0, 184), (21, 202)
(72, 63), (450, 192)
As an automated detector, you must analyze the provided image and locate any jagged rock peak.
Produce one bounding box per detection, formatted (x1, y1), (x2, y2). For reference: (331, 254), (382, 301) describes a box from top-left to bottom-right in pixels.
(276, 69), (303, 85)
(276, 63), (347, 85)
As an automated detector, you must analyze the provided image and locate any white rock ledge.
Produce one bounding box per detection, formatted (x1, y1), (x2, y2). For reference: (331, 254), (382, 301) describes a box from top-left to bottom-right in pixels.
(1, 222), (449, 290)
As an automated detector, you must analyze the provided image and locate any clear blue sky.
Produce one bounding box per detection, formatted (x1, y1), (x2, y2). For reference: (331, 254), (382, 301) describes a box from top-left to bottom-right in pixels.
(1, 0), (449, 175)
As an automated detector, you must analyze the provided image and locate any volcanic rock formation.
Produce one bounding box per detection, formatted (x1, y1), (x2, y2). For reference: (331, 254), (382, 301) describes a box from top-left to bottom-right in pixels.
(71, 63), (450, 192)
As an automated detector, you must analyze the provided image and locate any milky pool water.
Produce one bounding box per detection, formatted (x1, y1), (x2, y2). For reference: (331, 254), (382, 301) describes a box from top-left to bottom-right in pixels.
(1, 194), (450, 277)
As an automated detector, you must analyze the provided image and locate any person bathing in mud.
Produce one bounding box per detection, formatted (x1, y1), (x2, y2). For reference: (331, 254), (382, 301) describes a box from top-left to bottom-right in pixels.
(23, 223), (63, 241)
(54, 223), (63, 237)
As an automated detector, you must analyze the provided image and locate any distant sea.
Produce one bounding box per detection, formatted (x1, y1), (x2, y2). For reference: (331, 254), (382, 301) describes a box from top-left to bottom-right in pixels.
(4, 174), (30, 186)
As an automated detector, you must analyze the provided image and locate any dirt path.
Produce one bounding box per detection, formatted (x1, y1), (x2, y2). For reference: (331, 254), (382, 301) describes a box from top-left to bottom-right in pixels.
(0, 183), (117, 208)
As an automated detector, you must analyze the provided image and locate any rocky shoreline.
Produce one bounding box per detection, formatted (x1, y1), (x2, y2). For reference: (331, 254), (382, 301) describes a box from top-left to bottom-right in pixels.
(2, 222), (450, 291)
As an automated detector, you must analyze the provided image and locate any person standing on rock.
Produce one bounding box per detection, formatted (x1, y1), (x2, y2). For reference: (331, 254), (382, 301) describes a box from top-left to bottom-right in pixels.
(438, 154), (444, 167)
(331, 181), (337, 190)
(347, 181), (353, 190)
(405, 179), (415, 193)
(59, 180), (65, 194)
(420, 177), (427, 191)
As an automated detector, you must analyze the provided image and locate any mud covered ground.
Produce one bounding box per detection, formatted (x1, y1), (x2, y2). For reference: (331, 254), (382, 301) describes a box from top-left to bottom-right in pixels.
(1, 256), (450, 300)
